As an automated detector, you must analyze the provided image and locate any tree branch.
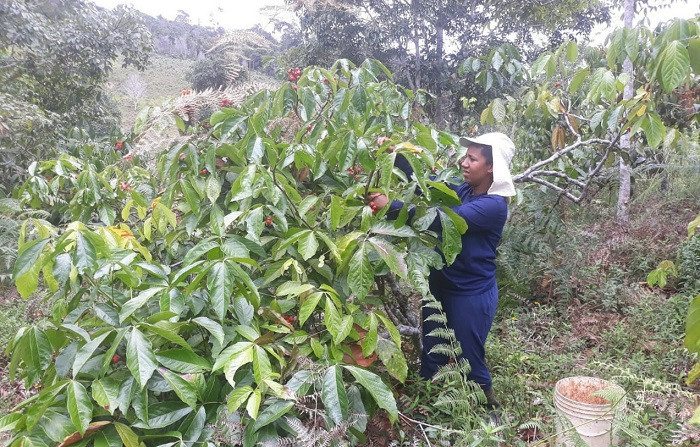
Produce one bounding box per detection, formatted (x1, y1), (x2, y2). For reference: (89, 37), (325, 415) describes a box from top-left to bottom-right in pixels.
(513, 137), (612, 182)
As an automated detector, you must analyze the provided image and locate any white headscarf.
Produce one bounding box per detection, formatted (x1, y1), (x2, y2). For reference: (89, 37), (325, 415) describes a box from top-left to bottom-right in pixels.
(459, 132), (516, 197)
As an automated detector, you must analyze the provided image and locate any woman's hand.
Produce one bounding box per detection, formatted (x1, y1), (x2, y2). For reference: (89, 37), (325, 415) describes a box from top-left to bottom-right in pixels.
(366, 193), (389, 211)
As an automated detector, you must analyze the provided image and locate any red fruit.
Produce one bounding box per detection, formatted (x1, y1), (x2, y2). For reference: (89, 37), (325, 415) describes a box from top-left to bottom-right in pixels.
(111, 355), (120, 364)
(356, 167), (363, 173)
(323, 78), (329, 84)
(200, 168), (208, 175)
(348, 167), (354, 175)
(554, 82), (561, 88)
(376, 136), (390, 146)
(306, 125), (312, 132)
(354, 174), (360, 180)
(123, 155), (133, 162)
(433, 166), (438, 173)
(115, 141), (123, 151)
(292, 85), (297, 91)
(372, 208), (378, 214)
(265, 216), (273, 226)
(284, 315), (295, 324)
(46, 176), (52, 181)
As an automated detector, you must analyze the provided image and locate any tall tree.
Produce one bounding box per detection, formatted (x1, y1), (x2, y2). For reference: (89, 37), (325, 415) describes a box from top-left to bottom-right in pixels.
(617, 0), (635, 224)
(0, 0), (153, 192)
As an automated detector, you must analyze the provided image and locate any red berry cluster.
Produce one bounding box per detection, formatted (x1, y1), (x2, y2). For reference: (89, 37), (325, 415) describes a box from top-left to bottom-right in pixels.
(199, 168), (208, 175)
(123, 154), (133, 163)
(283, 315), (295, 324)
(181, 89), (192, 96)
(369, 201), (378, 215)
(115, 141), (123, 151)
(111, 355), (121, 364)
(287, 67), (302, 82)
(347, 165), (363, 180)
(265, 216), (273, 227)
(119, 180), (132, 191)
(220, 98), (234, 107)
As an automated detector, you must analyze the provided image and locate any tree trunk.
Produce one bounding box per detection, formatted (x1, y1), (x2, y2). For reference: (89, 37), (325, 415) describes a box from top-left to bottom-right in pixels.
(435, 22), (445, 127)
(617, 0), (635, 224)
(411, 0), (421, 90)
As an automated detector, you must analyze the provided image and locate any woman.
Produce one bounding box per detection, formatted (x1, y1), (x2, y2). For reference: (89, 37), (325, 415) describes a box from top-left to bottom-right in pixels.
(367, 132), (516, 409)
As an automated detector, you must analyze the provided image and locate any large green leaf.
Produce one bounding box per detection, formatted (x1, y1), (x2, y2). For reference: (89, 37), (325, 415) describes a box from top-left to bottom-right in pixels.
(113, 422), (140, 447)
(439, 209), (463, 265)
(75, 232), (97, 274)
(685, 295), (700, 355)
(67, 380), (93, 435)
(659, 40), (690, 93)
(347, 242), (373, 300)
(192, 317), (225, 345)
(252, 400), (295, 432)
(131, 402), (192, 429)
(126, 327), (158, 389)
(157, 348), (212, 373)
(72, 331), (112, 378)
(158, 368), (198, 408)
(640, 112), (667, 148)
(368, 237), (407, 279)
(227, 386), (254, 413)
(119, 287), (165, 323)
(207, 261), (233, 321)
(298, 292), (323, 326)
(12, 237), (49, 281)
(322, 366), (349, 424)
(343, 366), (398, 422)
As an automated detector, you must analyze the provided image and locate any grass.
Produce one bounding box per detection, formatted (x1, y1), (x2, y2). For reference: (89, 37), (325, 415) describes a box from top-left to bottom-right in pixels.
(107, 54), (195, 129)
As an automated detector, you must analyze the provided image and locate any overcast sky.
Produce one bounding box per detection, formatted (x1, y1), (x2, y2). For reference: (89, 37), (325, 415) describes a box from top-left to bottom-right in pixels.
(93, 0), (699, 39)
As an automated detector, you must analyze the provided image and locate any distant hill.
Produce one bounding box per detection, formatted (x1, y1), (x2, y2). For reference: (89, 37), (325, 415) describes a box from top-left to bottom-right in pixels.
(107, 12), (280, 130)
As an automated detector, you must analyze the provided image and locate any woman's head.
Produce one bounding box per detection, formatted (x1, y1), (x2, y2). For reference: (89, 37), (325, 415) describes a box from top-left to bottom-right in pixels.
(460, 143), (494, 193)
(458, 132), (517, 197)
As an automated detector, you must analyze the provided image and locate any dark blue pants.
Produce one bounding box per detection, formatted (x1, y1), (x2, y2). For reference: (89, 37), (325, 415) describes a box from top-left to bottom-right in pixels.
(420, 283), (498, 390)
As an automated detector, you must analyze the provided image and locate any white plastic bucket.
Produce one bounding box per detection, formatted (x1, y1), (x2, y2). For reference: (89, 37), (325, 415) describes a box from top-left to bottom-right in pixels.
(553, 376), (625, 447)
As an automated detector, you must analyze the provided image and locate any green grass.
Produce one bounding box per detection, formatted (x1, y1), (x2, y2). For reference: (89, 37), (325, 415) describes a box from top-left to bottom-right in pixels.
(107, 54), (195, 129)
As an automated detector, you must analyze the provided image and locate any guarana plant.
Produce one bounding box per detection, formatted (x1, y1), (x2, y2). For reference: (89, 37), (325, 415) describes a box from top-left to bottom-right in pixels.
(1, 59), (476, 446)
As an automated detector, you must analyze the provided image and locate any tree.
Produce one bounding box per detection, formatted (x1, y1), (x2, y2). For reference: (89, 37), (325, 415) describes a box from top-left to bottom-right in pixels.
(121, 74), (148, 110)
(473, 16), (699, 205)
(286, 0), (613, 127)
(0, 0), (153, 192)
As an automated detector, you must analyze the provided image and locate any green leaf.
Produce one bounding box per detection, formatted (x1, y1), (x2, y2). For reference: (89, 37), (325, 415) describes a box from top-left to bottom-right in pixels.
(182, 239), (218, 266)
(72, 332), (111, 378)
(569, 68), (589, 94)
(348, 242), (373, 300)
(192, 317), (225, 345)
(322, 366), (349, 424)
(565, 40), (578, 62)
(439, 209), (463, 265)
(206, 175), (222, 204)
(127, 327), (158, 389)
(207, 261), (233, 321)
(376, 338), (408, 383)
(324, 297), (342, 342)
(334, 315), (354, 345)
(228, 386), (254, 412)
(12, 237), (49, 281)
(132, 402), (192, 429)
(659, 40), (691, 93)
(685, 295), (700, 355)
(343, 365), (398, 422)
(157, 348), (212, 373)
(0, 413), (24, 433)
(368, 237), (408, 279)
(67, 380), (93, 436)
(361, 314), (378, 357)
(119, 287), (165, 323)
(688, 38), (700, 73)
(491, 98), (506, 123)
(252, 345), (272, 383)
(640, 112), (666, 148)
(299, 292), (323, 326)
(253, 399), (295, 432)
(298, 231), (319, 261)
(140, 322), (192, 351)
(75, 232), (97, 274)
(158, 368), (198, 408)
(246, 389), (262, 420)
(113, 422), (140, 447)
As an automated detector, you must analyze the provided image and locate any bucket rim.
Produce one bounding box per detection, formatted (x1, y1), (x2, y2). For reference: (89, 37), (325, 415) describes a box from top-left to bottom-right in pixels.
(554, 376), (625, 408)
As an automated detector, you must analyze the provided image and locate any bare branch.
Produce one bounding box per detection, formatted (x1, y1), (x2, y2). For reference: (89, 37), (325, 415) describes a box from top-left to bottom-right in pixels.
(513, 137), (612, 182)
(526, 176), (582, 202)
(520, 170), (586, 188)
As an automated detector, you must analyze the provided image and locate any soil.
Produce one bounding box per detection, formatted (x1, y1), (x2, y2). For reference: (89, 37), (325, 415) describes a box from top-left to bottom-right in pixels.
(557, 380), (612, 405)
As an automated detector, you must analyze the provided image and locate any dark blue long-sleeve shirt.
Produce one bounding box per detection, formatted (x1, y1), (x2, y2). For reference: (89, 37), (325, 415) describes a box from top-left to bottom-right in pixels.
(388, 156), (508, 295)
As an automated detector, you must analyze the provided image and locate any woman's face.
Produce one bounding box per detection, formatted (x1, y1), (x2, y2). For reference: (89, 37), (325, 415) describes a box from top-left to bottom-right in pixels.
(460, 145), (493, 188)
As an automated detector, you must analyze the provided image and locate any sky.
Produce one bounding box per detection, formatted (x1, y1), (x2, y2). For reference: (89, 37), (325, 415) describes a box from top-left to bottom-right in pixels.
(92, 0), (699, 39)
(92, 0), (292, 31)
